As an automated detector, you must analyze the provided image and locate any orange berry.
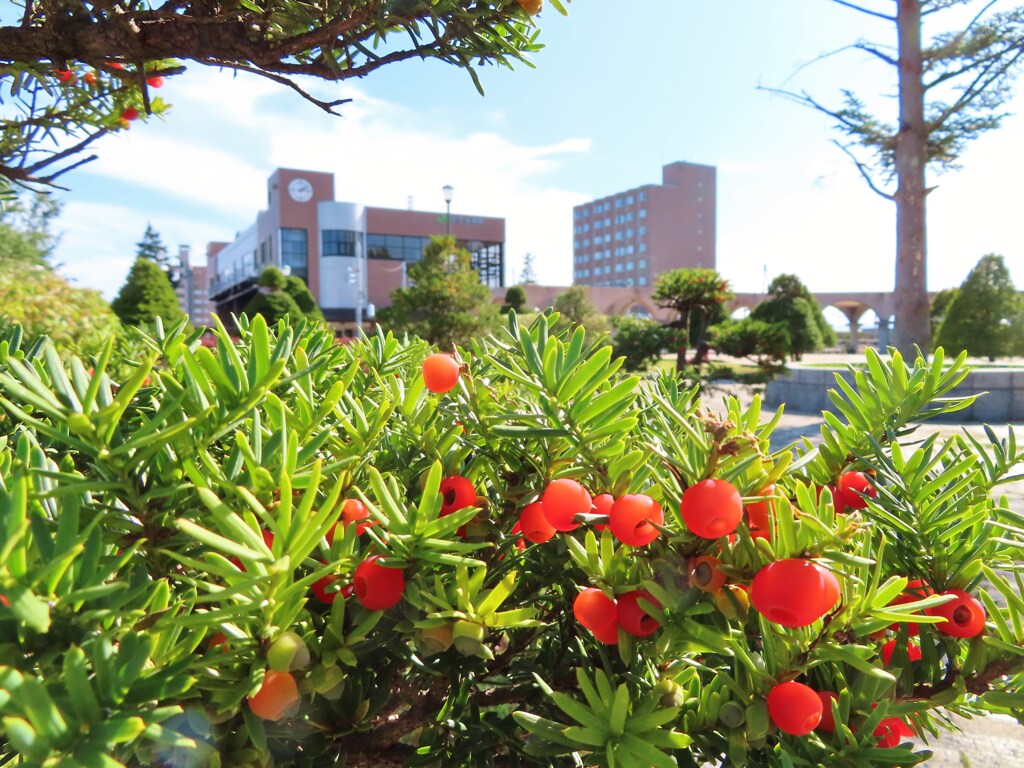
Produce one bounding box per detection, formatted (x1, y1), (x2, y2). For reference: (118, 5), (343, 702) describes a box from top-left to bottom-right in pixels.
(745, 484), (775, 530)
(751, 559), (840, 628)
(591, 492), (614, 531)
(927, 589), (986, 638)
(608, 493), (663, 547)
(573, 588), (618, 644)
(422, 353), (460, 393)
(881, 638), (922, 666)
(681, 479), (743, 539)
(766, 681), (822, 736)
(541, 478), (591, 532)
(689, 555), (727, 593)
(836, 471), (876, 510)
(617, 590), (661, 638)
(518, 501), (555, 544)
(516, 0), (543, 15)
(147, 76), (165, 88)
(247, 670), (299, 721)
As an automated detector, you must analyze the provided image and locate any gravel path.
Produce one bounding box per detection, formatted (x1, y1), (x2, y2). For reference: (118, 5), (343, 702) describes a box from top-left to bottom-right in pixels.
(702, 380), (1024, 767)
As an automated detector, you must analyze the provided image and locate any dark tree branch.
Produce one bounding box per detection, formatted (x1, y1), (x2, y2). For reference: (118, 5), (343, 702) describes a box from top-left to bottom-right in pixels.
(832, 0), (897, 22)
(833, 140), (896, 200)
(855, 40), (898, 65)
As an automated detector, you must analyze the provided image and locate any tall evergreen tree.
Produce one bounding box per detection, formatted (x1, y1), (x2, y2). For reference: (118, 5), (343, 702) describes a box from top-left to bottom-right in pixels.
(772, 1), (1024, 355)
(936, 254), (1024, 360)
(111, 257), (184, 327)
(379, 236), (498, 349)
(136, 224), (178, 289)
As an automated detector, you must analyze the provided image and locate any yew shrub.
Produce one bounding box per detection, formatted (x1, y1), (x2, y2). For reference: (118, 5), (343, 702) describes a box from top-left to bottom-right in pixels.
(0, 312), (1022, 768)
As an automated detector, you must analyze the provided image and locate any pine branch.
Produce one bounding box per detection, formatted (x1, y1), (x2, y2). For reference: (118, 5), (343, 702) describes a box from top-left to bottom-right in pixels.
(832, 0), (897, 22)
(833, 139), (896, 200)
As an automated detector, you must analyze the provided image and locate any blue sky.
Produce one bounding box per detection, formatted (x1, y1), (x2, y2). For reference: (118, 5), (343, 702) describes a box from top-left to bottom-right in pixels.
(52, 1), (1024, 305)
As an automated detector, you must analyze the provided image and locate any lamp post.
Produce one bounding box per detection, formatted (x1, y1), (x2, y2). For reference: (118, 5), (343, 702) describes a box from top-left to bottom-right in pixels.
(442, 184), (454, 237)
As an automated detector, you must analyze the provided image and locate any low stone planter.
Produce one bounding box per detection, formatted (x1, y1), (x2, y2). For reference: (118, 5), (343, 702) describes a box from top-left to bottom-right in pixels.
(765, 365), (1024, 422)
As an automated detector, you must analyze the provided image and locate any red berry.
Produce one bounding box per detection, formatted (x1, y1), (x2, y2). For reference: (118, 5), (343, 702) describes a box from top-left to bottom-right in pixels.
(836, 471), (876, 510)
(422, 353), (460, 393)
(573, 588), (617, 642)
(147, 75), (165, 88)
(541, 478), (591, 532)
(53, 68), (75, 84)
(751, 559), (840, 628)
(591, 492), (614, 531)
(230, 529), (275, 572)
(519, 501), (555, 544)
(766, 681), (822, 736)
(353, 555), (405, 611)
(508, 521), (527, 552)
(689, 555), (727, 593)
(681, 479), (743, 538)
(0, 594), (8, 608)
(439, 475), (476, 516)
(816, 691), (839, 733)
(888, 579), (933, 636)
(83, 71), (97, 86)
(874, 716), (914, 748)
(745, 484), (775, 530)
(617, 590), (661, 638)
(311, 572), (341, 604)
(208, 632), (228, 652)
(608, 493), (663, 546)
(121, 107), (139, 121)
(881, 638), (922, 665)
(107, 61), (125, 70)
(247, 670), (299, 721)
(327, 498), (372, 543)
(927, 589), (986, 638)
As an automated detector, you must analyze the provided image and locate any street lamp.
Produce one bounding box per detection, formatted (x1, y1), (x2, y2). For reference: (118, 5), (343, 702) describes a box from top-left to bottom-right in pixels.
(442, 184), (454, 237)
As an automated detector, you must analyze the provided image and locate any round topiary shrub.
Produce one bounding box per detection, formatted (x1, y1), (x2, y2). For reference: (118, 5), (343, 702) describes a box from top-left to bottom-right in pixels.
(0, 314), (1021, 767)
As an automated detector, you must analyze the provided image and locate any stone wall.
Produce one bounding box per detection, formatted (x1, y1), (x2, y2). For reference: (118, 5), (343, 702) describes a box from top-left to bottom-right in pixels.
(765, 366), (1024, 422)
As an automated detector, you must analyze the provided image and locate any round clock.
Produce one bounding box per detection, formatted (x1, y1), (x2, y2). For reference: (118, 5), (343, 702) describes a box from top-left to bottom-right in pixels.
(288, 178), (314, 202)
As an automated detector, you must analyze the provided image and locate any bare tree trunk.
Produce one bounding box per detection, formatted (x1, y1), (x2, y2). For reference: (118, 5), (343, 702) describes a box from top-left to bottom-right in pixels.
(892, 0), (930, 356)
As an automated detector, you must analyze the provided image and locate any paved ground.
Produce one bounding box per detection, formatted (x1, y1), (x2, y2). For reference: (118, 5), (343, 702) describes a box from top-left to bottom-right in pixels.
(703, 365), (1024, 767)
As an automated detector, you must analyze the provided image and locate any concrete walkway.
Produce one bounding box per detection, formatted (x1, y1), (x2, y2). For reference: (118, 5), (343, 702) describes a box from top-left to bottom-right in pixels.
(702, 378), (1024, 767)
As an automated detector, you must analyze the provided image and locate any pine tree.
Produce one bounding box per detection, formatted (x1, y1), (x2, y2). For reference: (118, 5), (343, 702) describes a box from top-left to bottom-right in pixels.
(244, 291), (304, 326)
(111, 256), (184, 327)
(136, 224), (178, 289)
(652, 268), (732, 371)
(936, 254), (1024, 361)
(378, 236), (499, 349)
(751, 274), (833, 360)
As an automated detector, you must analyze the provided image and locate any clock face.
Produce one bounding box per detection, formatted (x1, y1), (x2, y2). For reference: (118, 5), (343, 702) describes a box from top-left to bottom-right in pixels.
(288, 178), (314, 202)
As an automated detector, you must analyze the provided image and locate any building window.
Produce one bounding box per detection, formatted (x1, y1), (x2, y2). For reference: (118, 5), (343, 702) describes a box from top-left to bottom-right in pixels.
(639, 191), (647, 202)
(615, 231), (623, 241)
(322, 229), (357, 257)
(584, 223), (590, 232)
(615, 264), (623, 273)
(639, 225), (647, 236)
(640, 243), (647, 253)
(604, 218), (611, 227)
(626, 194), (634, 205)
(639, 259), (646, 269)
(639, 275), (647, 286)
(626, 228), (633, 238)
(604, 202), (611, 212)
(626, 212), (633, 222)
(281, 228), (308, 280)
(367, 233), (429, 262)
(594, 220), (601, 230)
(639, 209), (647, 218)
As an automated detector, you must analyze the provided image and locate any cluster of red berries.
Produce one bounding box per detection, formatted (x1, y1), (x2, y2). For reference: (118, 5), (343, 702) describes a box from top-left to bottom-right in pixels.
(766, 681), (914, 746)
(572, 587), (662, 643)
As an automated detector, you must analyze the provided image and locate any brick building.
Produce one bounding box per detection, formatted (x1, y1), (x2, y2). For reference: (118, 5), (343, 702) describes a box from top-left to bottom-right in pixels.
(208, 168), (505, 332)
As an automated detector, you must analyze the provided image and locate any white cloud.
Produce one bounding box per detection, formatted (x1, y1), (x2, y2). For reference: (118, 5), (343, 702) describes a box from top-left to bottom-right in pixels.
(53, 68), (591, 292)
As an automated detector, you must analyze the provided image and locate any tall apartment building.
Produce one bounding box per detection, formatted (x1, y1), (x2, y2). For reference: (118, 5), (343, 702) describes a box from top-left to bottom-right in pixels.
(208, 168), (505, 330)
(572, 161), (716, 288)
(172, 245), (215, 327)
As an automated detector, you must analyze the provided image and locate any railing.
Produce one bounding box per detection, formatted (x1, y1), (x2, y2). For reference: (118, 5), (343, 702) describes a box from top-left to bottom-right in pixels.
(210, 263), (261, 296)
